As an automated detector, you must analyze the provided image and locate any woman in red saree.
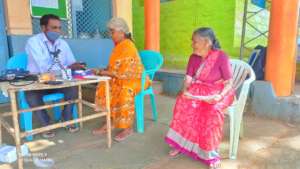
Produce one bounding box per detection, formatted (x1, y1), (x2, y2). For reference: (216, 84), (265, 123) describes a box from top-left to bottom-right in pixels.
(165, 28), (235, 169)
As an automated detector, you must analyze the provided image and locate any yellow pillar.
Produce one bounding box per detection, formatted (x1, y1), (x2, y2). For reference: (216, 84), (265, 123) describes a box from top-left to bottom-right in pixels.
(112, 0), (133, 33)
(265, 0), (300, 96)
(144, 0), (160, 51)
(3, 0), (32, 35)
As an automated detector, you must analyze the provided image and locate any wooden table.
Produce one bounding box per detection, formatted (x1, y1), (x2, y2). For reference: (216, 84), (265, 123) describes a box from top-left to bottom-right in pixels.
(0, 77), (111, 169)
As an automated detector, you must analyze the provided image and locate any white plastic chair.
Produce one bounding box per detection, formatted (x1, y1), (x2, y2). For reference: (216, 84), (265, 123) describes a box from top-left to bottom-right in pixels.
(227, 59), (256, 159)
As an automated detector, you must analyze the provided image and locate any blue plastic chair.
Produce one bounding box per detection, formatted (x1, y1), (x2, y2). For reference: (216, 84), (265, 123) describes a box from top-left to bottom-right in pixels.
(135, 50), (163, 133)
(6, 53), (78, 141)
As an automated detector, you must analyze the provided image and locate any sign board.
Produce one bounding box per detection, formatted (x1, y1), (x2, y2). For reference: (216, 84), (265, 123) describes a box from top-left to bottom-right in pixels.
(30, 0), (68, 19)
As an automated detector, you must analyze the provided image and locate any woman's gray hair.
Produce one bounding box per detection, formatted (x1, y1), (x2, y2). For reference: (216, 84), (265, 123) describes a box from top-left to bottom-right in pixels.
(193, 27), (221, 49)
(107, 17), (132, 40)
(107, 17), (130, 33)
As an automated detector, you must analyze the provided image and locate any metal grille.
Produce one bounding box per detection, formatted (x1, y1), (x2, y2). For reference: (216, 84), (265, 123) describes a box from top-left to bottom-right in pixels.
(32, 0), (112, 39)
(74, 0), (112, 39)
(238, 0), (270, 59)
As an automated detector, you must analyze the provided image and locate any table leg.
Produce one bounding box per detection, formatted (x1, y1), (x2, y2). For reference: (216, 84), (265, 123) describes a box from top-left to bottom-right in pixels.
(78, 85), (83, 128)
(105, 81), (111, 148)
(10, 90), (23, 169)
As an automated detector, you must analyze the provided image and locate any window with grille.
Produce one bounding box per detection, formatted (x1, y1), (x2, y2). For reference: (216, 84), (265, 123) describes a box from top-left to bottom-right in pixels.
(31, 0), (112, 39)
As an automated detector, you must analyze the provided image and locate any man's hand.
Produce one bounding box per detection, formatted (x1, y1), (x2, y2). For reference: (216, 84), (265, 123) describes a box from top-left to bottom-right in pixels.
(68, 62), (86, 70)
(90, 68), (101, 75)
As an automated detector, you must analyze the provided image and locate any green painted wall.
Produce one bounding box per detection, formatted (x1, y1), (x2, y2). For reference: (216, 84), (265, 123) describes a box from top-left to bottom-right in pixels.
(133, 0), (237, 68)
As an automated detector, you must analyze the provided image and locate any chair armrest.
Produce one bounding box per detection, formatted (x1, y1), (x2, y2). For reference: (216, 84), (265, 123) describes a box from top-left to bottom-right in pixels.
(234, 67), (255, 112)
(243, 74), (255, 86)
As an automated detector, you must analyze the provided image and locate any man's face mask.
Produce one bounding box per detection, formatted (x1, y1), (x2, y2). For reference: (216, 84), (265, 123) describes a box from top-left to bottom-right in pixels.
(43, 19), (62, 42)
(46, 31), (60, 42)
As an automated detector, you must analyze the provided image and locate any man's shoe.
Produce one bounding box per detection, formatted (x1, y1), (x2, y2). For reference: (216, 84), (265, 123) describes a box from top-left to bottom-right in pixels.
(66, 125), (79, 133)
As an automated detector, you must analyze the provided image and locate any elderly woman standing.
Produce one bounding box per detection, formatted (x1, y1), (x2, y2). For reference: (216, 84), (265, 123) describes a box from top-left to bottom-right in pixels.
(165, 28), (235, 169)
(92, 18), (150, 141)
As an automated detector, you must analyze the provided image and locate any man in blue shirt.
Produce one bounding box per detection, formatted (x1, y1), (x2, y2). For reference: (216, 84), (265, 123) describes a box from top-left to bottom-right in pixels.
(25, 14), (83, 138)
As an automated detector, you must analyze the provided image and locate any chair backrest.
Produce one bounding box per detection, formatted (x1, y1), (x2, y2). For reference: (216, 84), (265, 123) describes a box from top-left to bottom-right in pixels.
(6, 53), (28, 70)
(230, 59), (256, 90)
(139, 50), (164, 80)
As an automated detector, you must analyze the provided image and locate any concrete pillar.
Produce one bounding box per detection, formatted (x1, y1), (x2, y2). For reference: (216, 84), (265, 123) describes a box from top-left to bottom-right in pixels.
(112, 0), (133, 33)
(144, 0), (160, 51)
(265, 0), (300, 96)
(3, 0), (32, 35)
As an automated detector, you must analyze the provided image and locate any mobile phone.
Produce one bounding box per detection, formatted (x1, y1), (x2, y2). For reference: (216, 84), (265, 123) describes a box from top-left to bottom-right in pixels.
(44, 80), (63, 85)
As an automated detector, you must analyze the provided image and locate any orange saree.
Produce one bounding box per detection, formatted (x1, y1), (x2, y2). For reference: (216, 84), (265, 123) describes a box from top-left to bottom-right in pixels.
(95, 39), (150, 129)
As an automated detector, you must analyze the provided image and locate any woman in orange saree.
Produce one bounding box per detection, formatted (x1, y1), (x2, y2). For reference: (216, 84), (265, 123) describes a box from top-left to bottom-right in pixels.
(92, 18), (149, 141)
(165, 28), (235, 169)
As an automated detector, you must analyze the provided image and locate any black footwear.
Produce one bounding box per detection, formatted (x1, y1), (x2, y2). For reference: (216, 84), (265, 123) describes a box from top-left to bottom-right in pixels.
(66, 125), (79, 133)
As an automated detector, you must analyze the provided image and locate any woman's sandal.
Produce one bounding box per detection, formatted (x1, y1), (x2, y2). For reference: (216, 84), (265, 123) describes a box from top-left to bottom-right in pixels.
(168, 149), (181, 157)
(92, 124), (114, 136)
(92, 126), (107, 136)
(114, 128), (133, 142)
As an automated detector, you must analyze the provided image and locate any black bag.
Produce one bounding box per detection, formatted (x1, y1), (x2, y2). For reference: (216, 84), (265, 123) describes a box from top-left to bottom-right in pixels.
(248, 45), (267, 80)
(0, 69), (37, 82)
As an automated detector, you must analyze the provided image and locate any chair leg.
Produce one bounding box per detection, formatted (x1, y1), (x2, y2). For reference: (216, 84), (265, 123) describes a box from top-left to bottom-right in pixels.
(230, 109), (243, 160)
(19, 113), (25, 130)
(53, 103), (62, 122)
(239, 120), (244, 138)
(149, 93), (158, 121)
(229, 110), (235, 159)
(135, 94), (144, 133)
(22, 112), (33, 141)
(18, 92), (33, 141)
(18, 96), (27, 130)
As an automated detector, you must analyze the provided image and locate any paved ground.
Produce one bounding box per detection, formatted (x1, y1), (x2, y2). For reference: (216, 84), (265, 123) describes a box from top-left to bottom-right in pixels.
(0, 83), (300, 169)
